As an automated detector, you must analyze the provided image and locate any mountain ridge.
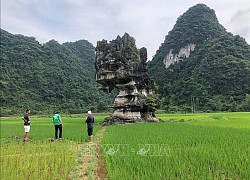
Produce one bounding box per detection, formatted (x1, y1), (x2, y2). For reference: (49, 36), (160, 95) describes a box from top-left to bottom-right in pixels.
(148, 3), (250, 112)
(0, 28), (113, 115)
(1, 3), (249, 114)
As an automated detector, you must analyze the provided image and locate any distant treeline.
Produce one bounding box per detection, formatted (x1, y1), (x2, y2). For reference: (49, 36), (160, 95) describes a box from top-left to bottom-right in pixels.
(1, 29), (115, 116)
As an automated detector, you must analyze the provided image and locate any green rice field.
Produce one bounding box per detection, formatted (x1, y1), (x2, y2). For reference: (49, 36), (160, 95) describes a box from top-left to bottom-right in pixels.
(0, 114), (104, 179)
(1, 112), (249, 179)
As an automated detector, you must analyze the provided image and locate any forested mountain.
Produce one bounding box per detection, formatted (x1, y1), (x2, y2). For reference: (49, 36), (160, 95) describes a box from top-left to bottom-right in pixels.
(0, 29), (113, 115)
(1, 4), (249, 115)
(148, 4), (250, 112)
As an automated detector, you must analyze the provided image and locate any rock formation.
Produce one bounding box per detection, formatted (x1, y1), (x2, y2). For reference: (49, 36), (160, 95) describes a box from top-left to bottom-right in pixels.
(163, 44), (196, 68)
(95, 33), (159, 122)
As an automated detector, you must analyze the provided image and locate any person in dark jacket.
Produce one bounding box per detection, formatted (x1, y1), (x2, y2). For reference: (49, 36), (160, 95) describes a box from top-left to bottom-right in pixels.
(21, 109), (31, 142)
(85, 110), (94, 143)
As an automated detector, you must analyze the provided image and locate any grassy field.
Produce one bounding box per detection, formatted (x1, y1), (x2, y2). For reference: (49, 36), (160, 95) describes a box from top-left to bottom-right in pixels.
(0, 114), (105, 179)
(1, 112), (249, 179)
(101, 112), (250, 179)
(0, 114), (105, 142)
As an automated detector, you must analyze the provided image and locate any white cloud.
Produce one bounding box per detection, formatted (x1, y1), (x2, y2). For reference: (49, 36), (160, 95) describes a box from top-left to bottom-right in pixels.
(1, 0), (249, 59)
(227, 9), (250, 41)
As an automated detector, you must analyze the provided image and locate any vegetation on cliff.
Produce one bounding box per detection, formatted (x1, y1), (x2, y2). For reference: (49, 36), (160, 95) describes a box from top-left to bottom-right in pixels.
(148, 4), (250, 112)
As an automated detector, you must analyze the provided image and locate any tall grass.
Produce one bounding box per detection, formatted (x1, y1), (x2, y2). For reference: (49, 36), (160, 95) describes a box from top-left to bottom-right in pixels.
(1, 141), (77, 179)
(101, 113), (250, 179)
(0, 115), (106, 179)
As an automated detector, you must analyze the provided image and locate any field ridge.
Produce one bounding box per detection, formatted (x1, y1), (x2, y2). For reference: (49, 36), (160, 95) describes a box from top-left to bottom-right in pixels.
(69, 127), (108, 179)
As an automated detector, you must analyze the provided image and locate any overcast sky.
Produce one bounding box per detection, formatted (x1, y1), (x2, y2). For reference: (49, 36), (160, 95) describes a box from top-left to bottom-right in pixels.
(1, 0), (250, 60)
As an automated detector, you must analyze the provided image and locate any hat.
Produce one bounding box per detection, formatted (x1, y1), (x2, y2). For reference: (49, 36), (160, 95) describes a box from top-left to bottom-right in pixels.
(88, 111), (91, 114)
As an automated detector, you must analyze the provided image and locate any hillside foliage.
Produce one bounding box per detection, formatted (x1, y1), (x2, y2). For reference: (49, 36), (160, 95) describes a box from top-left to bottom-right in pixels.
(1, 4), (250, 115)
(0, 29), (114, 115)
(148, 4), (250, 112)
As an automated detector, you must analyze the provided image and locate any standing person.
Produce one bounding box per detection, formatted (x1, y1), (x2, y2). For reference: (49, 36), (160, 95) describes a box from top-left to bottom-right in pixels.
(52, 112), (63, 140)
(85, 111), (94, 143)
(21, 109), (31, 142)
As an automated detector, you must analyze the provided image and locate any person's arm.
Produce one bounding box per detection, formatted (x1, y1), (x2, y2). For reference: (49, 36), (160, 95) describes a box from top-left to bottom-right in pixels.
(59, 118), (63, 125)
(22, 115), (27, 122)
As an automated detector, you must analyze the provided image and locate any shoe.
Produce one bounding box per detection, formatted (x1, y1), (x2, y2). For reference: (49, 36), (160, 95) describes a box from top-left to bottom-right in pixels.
(23, 139), (31, 142)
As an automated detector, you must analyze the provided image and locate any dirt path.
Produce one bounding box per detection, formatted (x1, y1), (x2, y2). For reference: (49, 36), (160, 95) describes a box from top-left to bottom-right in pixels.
(95, 128), (108, 179)
(69, 127), (108, 180)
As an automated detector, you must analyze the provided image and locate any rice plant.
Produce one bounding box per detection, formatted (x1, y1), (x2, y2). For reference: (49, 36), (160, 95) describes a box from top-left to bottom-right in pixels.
(101, 112), (250, 179)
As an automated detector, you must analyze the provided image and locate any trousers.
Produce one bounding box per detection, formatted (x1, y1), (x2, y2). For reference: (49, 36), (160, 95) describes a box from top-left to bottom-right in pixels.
(54, 124), (62, 139)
